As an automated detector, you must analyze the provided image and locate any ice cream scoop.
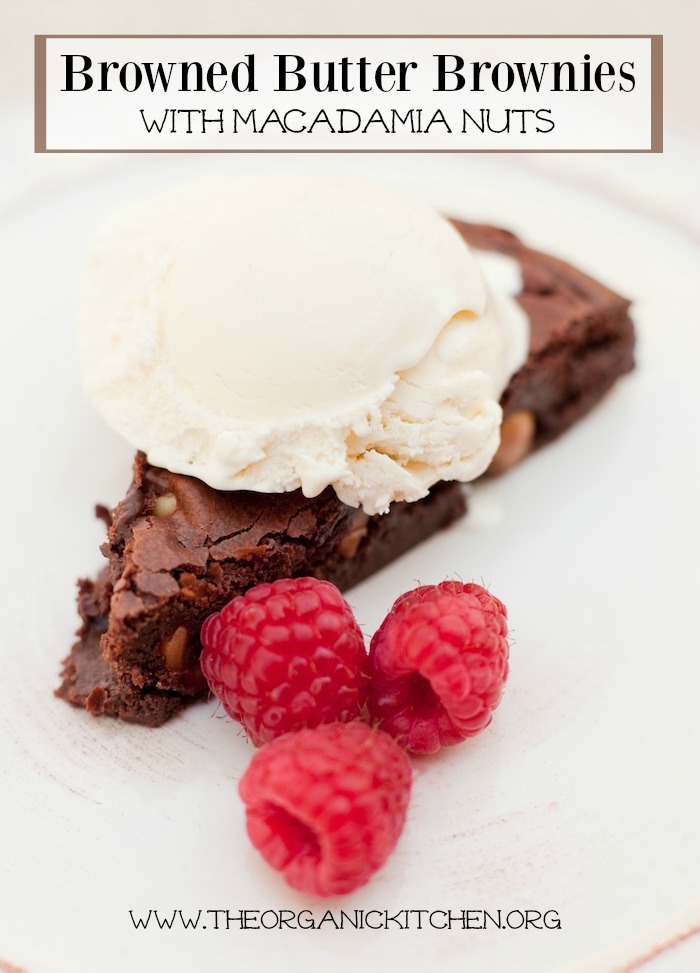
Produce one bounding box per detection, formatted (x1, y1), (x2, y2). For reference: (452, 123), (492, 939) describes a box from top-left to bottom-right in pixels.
(79, 173), (528, 514)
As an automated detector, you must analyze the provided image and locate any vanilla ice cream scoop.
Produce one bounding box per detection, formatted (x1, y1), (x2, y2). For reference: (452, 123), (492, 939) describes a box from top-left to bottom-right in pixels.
(79, 173), (528, 514)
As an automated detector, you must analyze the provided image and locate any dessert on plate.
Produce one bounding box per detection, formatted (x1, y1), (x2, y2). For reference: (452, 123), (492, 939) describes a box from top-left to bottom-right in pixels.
(57, 174), (634, 726)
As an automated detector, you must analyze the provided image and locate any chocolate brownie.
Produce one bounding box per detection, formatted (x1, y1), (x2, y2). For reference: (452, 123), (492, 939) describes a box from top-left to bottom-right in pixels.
(57, 222), (635, 726)
(456, 221), (635, 471)
(56, 461), (466, 725)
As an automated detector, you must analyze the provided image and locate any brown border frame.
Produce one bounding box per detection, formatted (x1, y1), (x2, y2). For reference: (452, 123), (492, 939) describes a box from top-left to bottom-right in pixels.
(34, 34), (663, 154)
(34, 34), (47, 152)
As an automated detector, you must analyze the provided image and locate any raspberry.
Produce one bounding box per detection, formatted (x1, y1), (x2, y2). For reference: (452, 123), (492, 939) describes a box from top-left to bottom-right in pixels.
(200, 577), (369, 746)
(239, 722), (412, 896)
(367, 581), (509, 755)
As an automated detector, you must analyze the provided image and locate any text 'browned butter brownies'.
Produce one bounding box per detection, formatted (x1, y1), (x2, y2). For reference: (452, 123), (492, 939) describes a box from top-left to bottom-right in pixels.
(57, 176), (634, 726)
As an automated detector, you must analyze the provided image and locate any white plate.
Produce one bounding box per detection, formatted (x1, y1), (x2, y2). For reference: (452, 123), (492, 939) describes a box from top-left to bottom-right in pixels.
(1, 154), (698, 973)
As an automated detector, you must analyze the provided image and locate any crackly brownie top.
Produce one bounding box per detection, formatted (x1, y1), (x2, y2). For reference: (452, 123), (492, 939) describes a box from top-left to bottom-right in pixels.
(104, 453), (351, 622)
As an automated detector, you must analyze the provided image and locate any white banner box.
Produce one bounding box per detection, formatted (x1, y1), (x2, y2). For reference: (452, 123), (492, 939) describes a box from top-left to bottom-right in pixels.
(36, 35), (662, 153)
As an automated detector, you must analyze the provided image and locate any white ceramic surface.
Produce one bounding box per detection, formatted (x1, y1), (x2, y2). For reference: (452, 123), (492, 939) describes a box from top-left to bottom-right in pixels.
(1, 155), (698, 973)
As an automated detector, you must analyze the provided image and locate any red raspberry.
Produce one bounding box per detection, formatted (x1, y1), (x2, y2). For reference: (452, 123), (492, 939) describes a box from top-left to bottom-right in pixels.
(367, 581), (509, 755)
(200, 578), (369, 746)
(239, 722), (412, 896)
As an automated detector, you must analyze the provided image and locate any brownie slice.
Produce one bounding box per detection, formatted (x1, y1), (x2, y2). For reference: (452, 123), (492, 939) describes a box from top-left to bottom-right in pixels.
(457, 221), (635, 470)
(57, 461), (465, 725)
(57, 222), (635, 726)
(58, 569), (190, 724)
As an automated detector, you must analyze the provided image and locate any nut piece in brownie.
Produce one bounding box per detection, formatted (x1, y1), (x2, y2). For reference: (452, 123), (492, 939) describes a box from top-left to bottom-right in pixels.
(56, 456), (465, 725)
(57, 222), (635, 726)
